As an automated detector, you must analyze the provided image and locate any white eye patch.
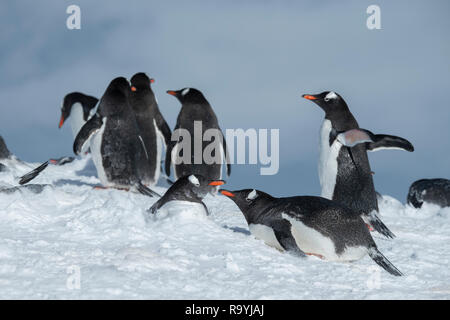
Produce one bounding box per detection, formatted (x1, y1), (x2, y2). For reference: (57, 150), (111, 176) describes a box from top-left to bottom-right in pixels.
(324, 91), (338, 101)
(247, 189), (258, 201)
(181, 88), (190, 96)
(188, 174), (200, 186)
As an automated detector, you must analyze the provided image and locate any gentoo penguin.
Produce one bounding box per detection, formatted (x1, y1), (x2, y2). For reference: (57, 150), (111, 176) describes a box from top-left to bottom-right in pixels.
(129, 73), (171, 185)
(73, 77), (158, 196)
(407, 178), (450, 208)
(146, 174), (225, 217)
(59, 92), (99, 138)
(220, 188), (403, 276)
(165, 88), (231, 183)
(302, 91), (414, 238)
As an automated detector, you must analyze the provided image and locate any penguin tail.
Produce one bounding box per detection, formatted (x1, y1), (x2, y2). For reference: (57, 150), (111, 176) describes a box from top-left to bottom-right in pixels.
(135, 181), (161, 198)
(368, 247), (403, 276)
(367, 211), (396, 239)
(18, 161), (49, 185)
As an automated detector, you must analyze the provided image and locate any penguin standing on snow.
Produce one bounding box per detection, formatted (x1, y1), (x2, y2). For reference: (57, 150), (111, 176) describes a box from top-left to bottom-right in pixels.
(129, 73), (171, 186)
(73, 77), (158, 196)
(220, 188), (403, 276)
(302, 91), (414, 238)
(165, 88), (231, 183)
(146, 174), (225, 217)
(59, 92), (99, 139)
(407, 178), (450, 208)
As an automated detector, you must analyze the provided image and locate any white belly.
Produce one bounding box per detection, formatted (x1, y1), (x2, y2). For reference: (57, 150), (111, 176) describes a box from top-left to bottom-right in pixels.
(69, 103), (86, 139)
(152, 119), (163, 185)
(90, 118), (109, 186)
(282, 213), (367, 261)
(248, 223), (284, 251)
(319, 119), (342, 199)
(158, 200), (207, 217)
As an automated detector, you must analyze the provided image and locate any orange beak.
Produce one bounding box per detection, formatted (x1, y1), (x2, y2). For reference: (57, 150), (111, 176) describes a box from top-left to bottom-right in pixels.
(220, 190), (235, 197)
(208, 180), (225, 186)
(58, 115), (65, 128)
(150, 78), (155, 84)
(302, 94), (317, 100)
(166, 90), (177, 96)
(131, 86), (137, 92)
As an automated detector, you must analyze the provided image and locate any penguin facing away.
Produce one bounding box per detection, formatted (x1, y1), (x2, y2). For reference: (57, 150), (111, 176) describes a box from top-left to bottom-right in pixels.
(73, 77), (158, 196)
(220, 188), (403, 276)
(165, 88), (231, 183)
(129, 73), (172, 186)
(59, 92), (99, 138)
(146, 174), (225, 217)
(302, 91), (414, 239)
(407, 178), (450, 208)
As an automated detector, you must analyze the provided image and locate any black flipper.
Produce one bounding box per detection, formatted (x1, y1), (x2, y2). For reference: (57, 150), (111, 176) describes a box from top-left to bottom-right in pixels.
(136, 181), (161, 197)
(219, 128), (231, 176)
(19, 161), (49, 185)
(368, 247), (403, 276)
(273, 220), (306, 257)
(366, 210), (396, 239)
(365, 133), (414, 152)
(73, 113), (103, 155)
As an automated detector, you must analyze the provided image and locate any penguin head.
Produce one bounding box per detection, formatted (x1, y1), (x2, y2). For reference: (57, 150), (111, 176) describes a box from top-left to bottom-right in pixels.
(59, 92), (99, 128)
(181, 174), (226, 199)
(302, 91), (349, 115)
(130, 72), (155, 92)
(220, 189), (274, 222)
(99, 77), (131, 115)
(166, 88), (207, 105)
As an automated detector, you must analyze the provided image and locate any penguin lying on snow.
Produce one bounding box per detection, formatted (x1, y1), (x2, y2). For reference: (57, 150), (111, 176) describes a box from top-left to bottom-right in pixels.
(165, 88), (231, 184)
(146, 174), (225, 217)
(220, 188), (403, 276)
(59, 92), (99, 139)
(129, 73), (171, 186)
(302, 91), (414, 239)
(73, 77), (159, 196)
(407, 178), (450, 208)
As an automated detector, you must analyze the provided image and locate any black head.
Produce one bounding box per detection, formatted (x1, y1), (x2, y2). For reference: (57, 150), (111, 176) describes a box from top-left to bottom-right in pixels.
(59, 92), (99, 128)
(166, 88), (208, 105)
(130, 72), (155, 92)
(99, 77), (131, 115)
(0, 135), (11, 159)
(220, 189), (275, 222)
(176, 174), (225, 200)
(302, 91), (350, 115)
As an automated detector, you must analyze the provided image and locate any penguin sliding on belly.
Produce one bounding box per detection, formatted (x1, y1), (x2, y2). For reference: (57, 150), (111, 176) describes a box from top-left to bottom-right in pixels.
(146, 174), (225, 218)
(220, 188), (403, 276)
(129, 73), (171, 186)
(302, 91), (414, 238)
(73, 77), (159, 196)
(407, 178), (450, 208)
(59, 92), (99, 139)
(165, 88), (231, 184)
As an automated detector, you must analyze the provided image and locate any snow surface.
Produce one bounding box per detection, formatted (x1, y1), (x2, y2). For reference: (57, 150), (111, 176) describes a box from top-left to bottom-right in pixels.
(0, 157), (449, 299)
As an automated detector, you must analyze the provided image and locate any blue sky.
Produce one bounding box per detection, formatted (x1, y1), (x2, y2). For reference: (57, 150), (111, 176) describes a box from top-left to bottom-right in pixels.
(0, 0), (449, 200)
